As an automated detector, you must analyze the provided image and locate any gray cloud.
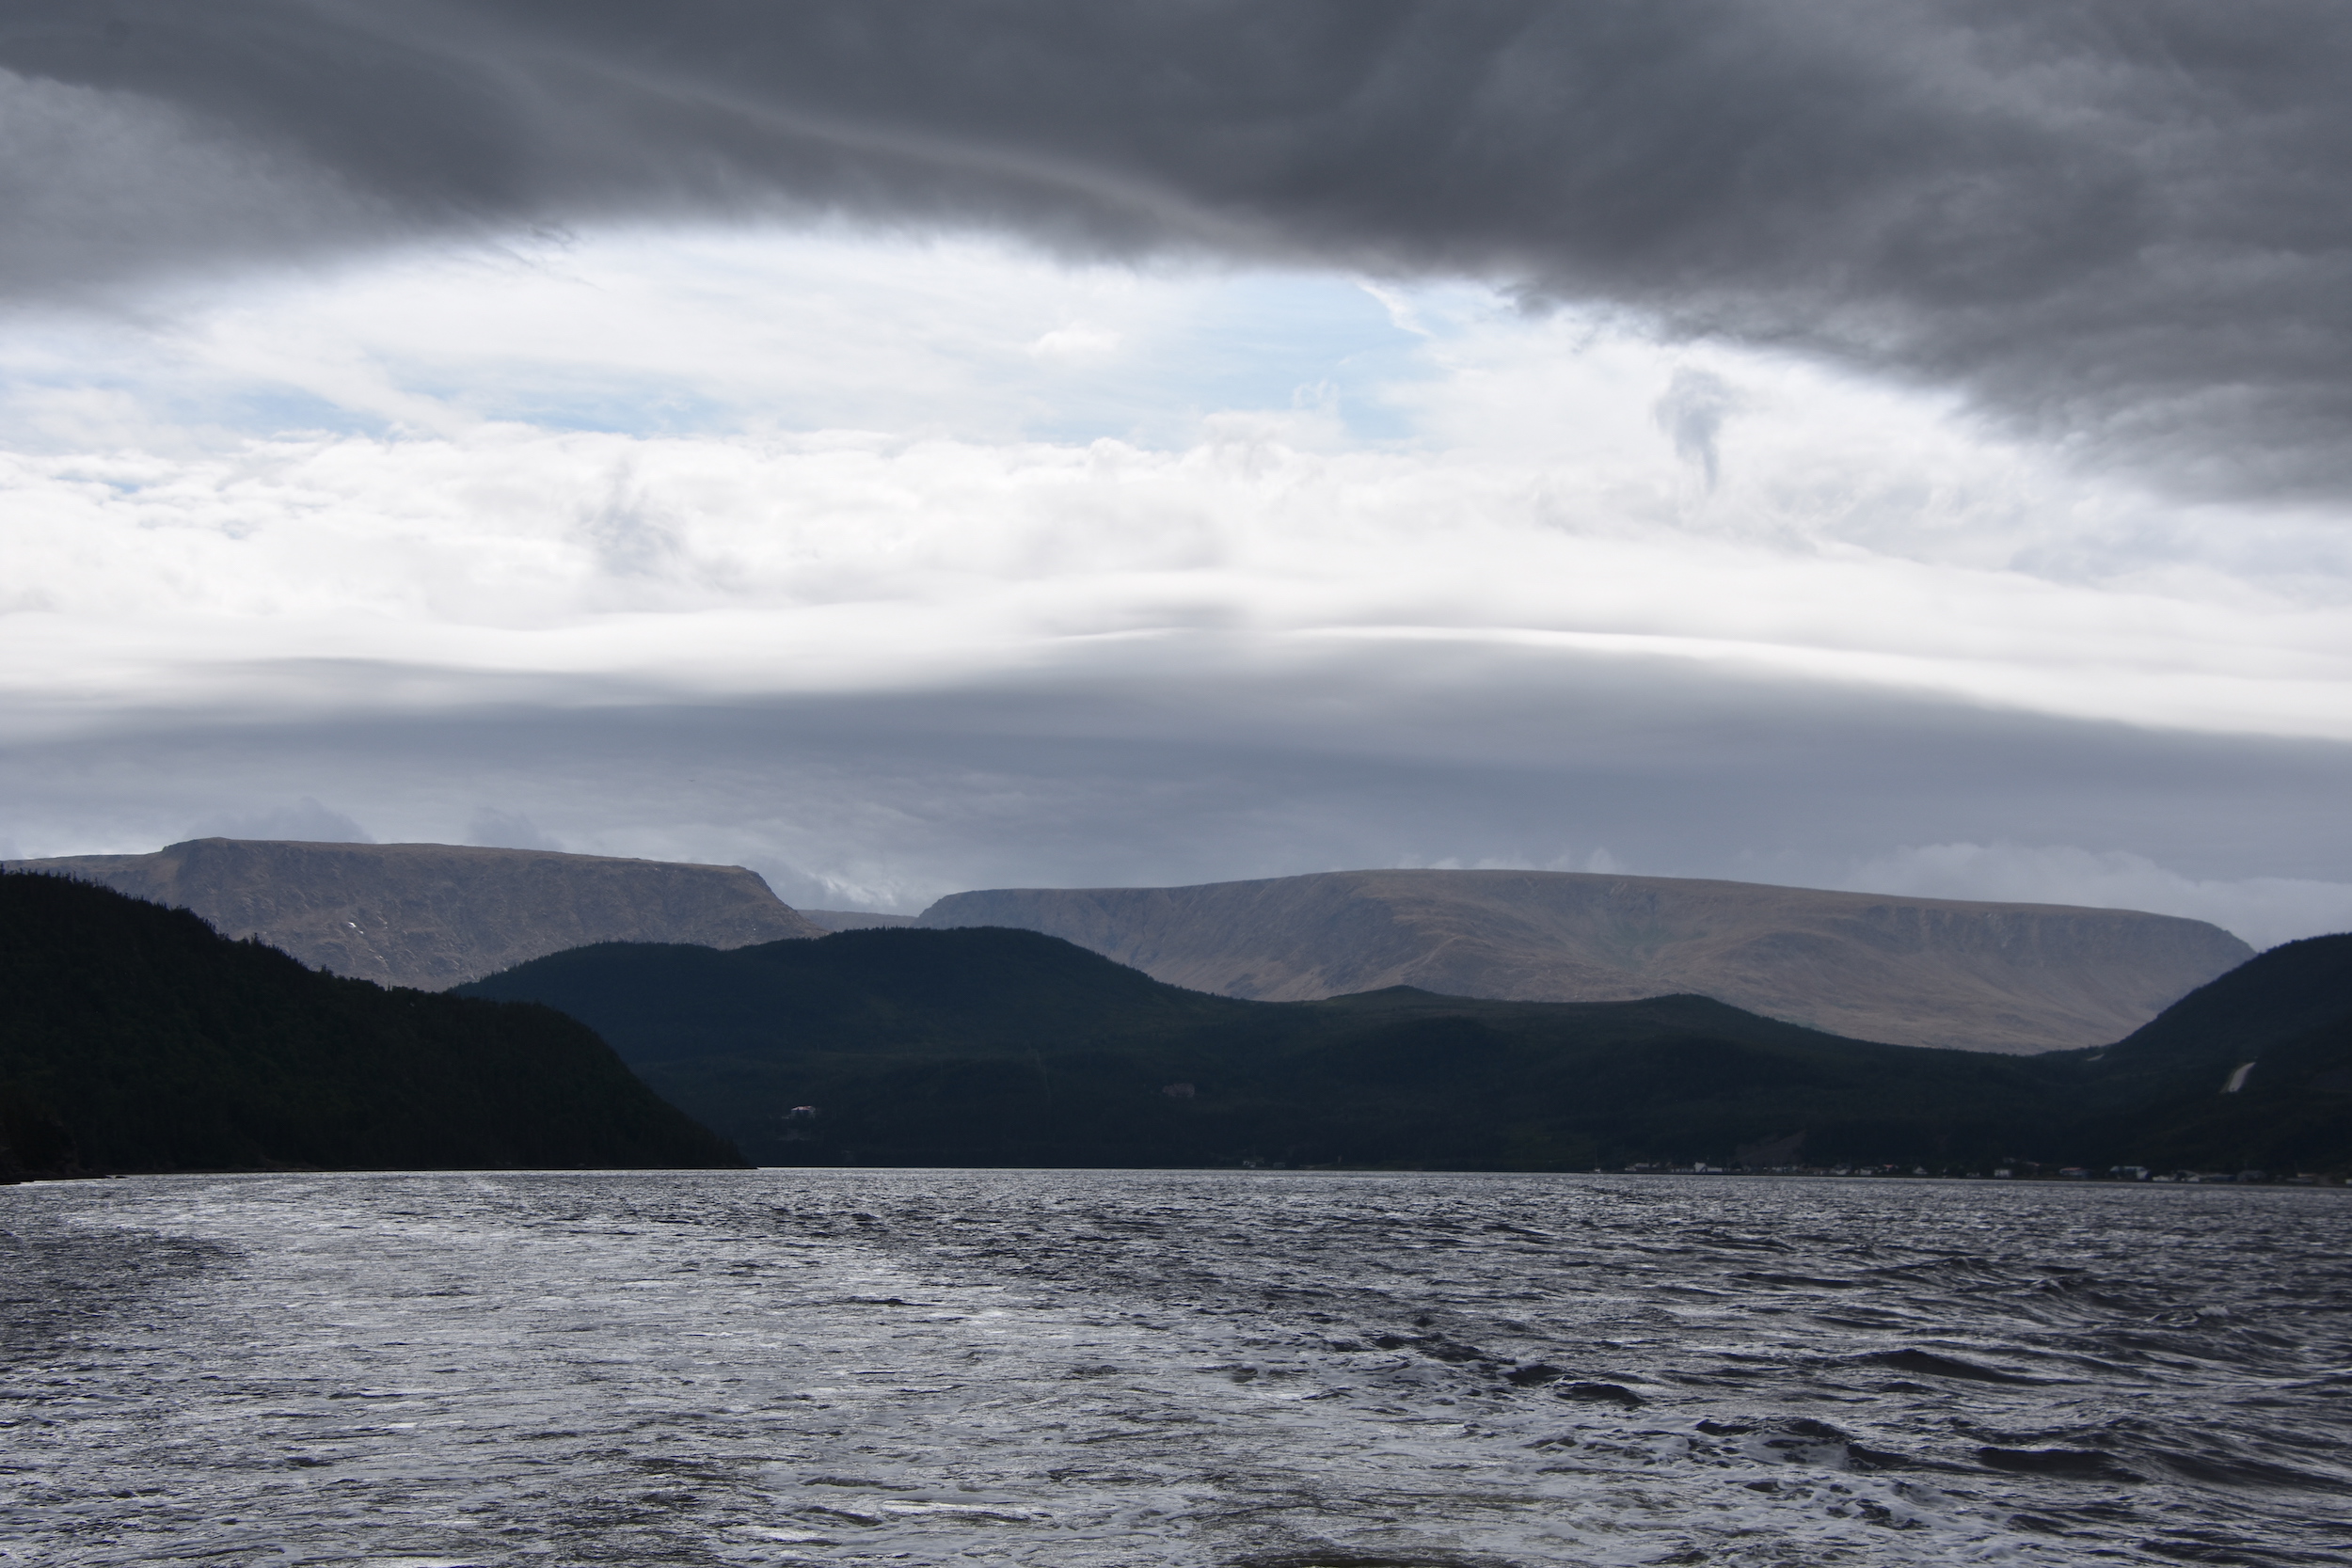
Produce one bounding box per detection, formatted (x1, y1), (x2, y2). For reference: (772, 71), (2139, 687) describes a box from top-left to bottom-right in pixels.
(4, 2), (2350, 500)
(464, 806), (562, 851)
(6, 645), (2349, 940)
(189, 795), (373, 843)
(1653, 368), (1738, 489)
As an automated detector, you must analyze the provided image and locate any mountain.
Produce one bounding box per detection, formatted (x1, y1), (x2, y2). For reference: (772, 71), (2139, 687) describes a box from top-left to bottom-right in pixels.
(0, 872), (743, 1178)
(460, 926), (2349, 1175)
(919, 870), (2251, 1053)
(458, 923), (1248, 1068)
(4, 838), (824, 990)
(2065, 933), (2352, 1173)
(458, 927), (2081, 1172)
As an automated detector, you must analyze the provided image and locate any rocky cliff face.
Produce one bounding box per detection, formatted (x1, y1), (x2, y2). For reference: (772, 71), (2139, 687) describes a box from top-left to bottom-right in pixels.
(8, 839), (824, 990)
(921, 869), (2255, 1053)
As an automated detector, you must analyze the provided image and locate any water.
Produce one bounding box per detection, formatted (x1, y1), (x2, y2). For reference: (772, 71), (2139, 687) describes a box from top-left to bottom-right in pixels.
(3, 1172), (2347, 1568)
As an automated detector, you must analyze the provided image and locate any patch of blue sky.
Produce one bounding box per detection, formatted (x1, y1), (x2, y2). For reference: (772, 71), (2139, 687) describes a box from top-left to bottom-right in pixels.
(1010, 271), (1437, 448)
(0, 368), (357, 452)
(198, 385), (392, 439)
(355, 260), (1451, 449)
(0, 229), (1507, 453)
(369, 363), (745, 439)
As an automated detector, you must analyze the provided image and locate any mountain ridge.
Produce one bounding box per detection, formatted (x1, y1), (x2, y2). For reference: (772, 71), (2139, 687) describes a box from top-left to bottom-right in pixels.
(0, 872), (743, 1177)
(5, 838), (824, 990)
(919, 869), (2251, 1053)
(2061, 933), (2352, 1172)
(457, 925), (2350, 1174)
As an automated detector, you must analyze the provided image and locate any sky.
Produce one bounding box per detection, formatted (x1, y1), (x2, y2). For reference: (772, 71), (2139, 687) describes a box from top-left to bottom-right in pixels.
(2, 1), (2349, 945)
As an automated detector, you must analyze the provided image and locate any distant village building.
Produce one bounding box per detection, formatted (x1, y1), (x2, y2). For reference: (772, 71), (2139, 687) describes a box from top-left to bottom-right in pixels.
(786, 1105), (818, 1119)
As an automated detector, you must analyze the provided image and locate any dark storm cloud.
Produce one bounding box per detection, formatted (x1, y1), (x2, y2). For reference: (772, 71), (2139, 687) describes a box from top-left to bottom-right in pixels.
(4, 1), (2350, 499)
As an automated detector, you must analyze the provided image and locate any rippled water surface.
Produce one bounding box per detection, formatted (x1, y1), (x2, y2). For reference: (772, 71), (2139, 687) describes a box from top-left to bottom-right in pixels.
(3, 1171), (2348, 1567)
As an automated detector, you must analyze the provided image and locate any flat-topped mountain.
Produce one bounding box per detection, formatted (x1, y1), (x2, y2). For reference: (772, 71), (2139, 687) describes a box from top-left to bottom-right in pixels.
(5, 838), (824, 990)
(921, 870), (2252, 1053)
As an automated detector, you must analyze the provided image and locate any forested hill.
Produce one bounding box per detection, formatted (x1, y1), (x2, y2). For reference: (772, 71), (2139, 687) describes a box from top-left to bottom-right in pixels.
(461, 926), (2352, 1175)
(462, 924), (1261, 1066)
(2063, 932), (2352, 1175)
(0, 872), (744, 1178)
(459, 927), (2071, 1171)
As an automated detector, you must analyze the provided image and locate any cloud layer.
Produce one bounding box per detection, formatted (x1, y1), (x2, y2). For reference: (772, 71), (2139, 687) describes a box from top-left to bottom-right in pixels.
(4, 11), (2349, 949)
(8, 659), (2349, 941)
(8, 1), (2352, 500)
(33, 250), (2352, 722)
(7, 367), (2346, 742)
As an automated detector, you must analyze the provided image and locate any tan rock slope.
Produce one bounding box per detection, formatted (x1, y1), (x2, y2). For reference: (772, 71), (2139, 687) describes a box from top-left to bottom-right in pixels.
(8, 838), (824, 990)
(921, 869), (2254, 1053)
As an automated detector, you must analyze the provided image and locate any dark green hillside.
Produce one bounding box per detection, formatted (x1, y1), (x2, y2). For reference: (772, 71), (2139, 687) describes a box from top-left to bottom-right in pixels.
(462, 927), (2082, 1170)
(461, 926), (1256, 1064)
(2084, 933), (2352, 1090)
(0, 873), (744, 1177)
(2069, 933), (2352, 1171)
